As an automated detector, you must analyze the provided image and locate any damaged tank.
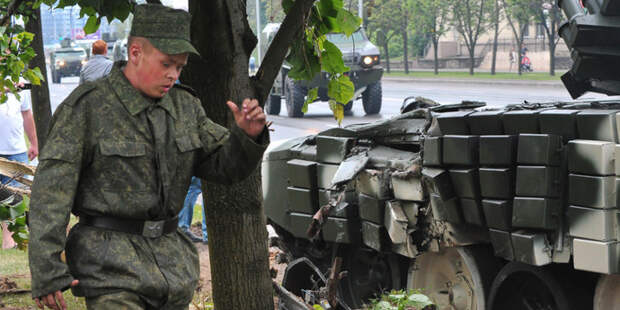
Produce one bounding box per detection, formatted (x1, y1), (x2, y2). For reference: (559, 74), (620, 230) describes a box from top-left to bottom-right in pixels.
(263, 1), (620, 309)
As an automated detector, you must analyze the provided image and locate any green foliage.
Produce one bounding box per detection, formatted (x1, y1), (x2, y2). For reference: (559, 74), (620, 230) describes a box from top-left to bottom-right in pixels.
(365, 289), (435, 310)
(38, 0), (133, 31)
(0, 195), (29, 250)
(286, 0), (361, 124)
(0, 28), (44, 104)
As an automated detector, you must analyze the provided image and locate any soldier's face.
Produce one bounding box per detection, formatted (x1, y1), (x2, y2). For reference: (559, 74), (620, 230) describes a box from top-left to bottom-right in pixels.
(136, 46), (188, 98)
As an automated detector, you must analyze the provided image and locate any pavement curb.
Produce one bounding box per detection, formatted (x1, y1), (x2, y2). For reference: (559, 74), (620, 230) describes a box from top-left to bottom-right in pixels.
(383, 76), (565, 88)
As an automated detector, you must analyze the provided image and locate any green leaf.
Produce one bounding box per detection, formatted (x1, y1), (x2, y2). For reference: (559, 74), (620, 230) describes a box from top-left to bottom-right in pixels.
(319, 0), (343, 17)
(0, 207), (10, 221)
(406, 293), (435, 308)
(327, 74), (354, 105)
(328, 99), (344, 125)
(322, 40), (348, 74)
(84, 15), (101, 34)
(312, 305), (324, 310)
(373, 301), (397, 310)
(282, 0), (295, 13)
(9, 200), (27, 219)
(336, 9), (361, 36)
(304, 87), (318, 113)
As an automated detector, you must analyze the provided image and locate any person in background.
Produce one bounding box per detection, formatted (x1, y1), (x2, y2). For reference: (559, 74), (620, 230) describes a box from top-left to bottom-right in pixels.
(0, 81), (37, 249)
(177, 176), (208, 243)
(79, 40), (113, 84)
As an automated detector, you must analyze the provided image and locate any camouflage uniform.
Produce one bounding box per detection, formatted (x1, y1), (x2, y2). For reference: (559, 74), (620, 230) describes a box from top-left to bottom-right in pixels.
(27, 4), (268, 309)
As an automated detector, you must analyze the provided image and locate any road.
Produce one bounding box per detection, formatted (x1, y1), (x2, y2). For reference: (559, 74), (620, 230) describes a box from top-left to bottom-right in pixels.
(48, 77), (606, 142)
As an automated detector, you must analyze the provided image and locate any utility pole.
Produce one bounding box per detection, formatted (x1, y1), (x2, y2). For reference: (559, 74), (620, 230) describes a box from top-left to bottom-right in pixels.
(359, 0), (363, 18)
(256, 0), (261, 66)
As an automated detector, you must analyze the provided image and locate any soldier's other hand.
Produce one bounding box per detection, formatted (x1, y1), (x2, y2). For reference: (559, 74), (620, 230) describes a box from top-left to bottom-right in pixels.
(227, 99), (266, 139)
(34, 279), (79, 310)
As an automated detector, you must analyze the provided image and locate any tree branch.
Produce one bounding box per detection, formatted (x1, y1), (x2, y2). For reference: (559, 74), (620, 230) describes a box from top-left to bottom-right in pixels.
(253, 0), (316, 104)
(0, 0), (26, 27)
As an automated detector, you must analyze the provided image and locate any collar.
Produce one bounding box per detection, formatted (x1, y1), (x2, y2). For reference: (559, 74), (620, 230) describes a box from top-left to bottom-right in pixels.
(108, 61), (177, 120)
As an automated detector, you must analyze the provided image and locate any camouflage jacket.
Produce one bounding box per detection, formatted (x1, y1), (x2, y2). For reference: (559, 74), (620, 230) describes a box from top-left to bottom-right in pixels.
(28, 62), (269, 306)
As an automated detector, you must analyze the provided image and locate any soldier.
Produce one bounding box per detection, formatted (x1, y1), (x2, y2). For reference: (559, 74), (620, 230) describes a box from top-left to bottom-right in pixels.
(28, 4), (268, 310)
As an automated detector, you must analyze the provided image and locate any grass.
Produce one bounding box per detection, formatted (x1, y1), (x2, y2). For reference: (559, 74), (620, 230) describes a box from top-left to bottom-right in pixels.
(384, 70), (562, 81)
(0, 204), (208, 309)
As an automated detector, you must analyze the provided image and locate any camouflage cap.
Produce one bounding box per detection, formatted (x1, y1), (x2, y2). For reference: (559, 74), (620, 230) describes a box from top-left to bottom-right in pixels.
(130, 4), (199, 56)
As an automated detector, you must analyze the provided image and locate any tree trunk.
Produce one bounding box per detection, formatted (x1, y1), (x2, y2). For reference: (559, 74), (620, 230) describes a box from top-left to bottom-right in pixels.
(549, 43), (555, 76)
(383, 43), (390, 73)
(433, 38), (439, 75)
(491, 0), (500, 75)
(183, 1), (273, 309)
(25, 8), (52, 149)
(403, 29), (409, 74)
(469, 46), (475, 75)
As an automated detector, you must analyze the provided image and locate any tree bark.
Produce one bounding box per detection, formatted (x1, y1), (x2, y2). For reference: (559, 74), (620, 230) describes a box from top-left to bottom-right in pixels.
(25, 8), (52, 149)
(469, 48), (475, 75)
(183, 1), (272, 309)
(433, 38), (439, 75)
(491, 0), (500, 75)
(383, 43), (390, 73)
(402, 27), (409, 74)
(182, 0), (314, 308)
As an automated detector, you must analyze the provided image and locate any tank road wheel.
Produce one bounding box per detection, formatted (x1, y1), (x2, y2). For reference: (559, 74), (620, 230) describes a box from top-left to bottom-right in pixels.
(339, 246), (402, 308)
(265, 94), (281, 115)
(285, 77), (305, 118)
(408, 246), (500, 310)
(487, 262), (587, 310)
(362, 81), (382, 115)
(594, 274), (620, 310)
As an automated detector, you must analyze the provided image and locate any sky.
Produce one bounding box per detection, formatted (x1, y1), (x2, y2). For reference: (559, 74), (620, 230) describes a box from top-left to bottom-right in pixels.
(161, 0), (188, 11)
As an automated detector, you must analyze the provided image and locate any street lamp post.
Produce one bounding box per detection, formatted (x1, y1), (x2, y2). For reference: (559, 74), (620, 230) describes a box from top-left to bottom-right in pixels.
(256, 0), (261, 67)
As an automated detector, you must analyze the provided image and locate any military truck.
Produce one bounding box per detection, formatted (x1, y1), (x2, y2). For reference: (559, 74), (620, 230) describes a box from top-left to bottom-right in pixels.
(263, 24), (383, 118)
(49, 46), (87, 84)
(264, 1), (620, 309)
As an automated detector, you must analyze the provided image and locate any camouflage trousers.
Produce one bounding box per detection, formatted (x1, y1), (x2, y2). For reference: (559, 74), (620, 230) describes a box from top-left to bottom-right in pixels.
(85, 291), (189, 310)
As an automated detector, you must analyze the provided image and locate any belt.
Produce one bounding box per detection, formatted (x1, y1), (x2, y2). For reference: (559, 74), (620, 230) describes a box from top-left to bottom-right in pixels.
(79, 214), (179, 238)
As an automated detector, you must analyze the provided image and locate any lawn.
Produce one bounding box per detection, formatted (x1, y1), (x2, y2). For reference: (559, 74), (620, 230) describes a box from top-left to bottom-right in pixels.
(385, 70), (563, 81)
(0, 204), (206, 309)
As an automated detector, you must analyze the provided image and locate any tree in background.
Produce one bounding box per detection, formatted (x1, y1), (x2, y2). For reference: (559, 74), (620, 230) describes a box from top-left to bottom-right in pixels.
(502, 0), (539, 74)
(410, 0), (450, 75)
(367, 0), (405, 73)
(537, 1), (564, 76)
(450, 0), (494, 75)
(490, 0), (503, 74)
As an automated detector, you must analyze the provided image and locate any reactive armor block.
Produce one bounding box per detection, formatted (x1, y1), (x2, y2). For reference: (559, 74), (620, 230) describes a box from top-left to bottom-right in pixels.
(467, 110), (504, 135)
(385, 201), (409, 244)
(539, 109), (579, 141)
(479, 135), (517, 166)
(358, 193), (386, 225)
(516, 166), (562, 198)
(362, 221), (389, 252)
(511, 231), (553, 266)
(483, 199), (513, 230)
(449, 168), (480, 199)
(489, 229), (514, 261)
(430, 194), (462, 223)
(573, 239), (620, 274)
(436, 111), (473, 135)
(502, 110), (541, 134)
(517, 134), (563, 166)
(287, 159), (317, 189)
(423, 136), (442, 166)
(479, 168), (515, 199)
(567, 140), (615, 175)
(512, 197), (561, 230)
(460, 199), (485, 226)
(289, 212), (314, 239)
(576, 110), (619, 143)
(391, 172), (425, 201)
(287, 187), (317, 214)
(569, 174), (616, 209)
(422, 168), (455, 200)
(356, 169), (391, 199)
(568, 206), (620, 241)
(322, 217), (359, 244)
(316, 136), (355, 164)
(317, 163), (339, 189)
(443, 135), (479, 166)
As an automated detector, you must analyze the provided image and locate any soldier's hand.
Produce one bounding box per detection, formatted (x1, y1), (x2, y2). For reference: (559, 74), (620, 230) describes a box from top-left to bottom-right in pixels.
(227, 99), (266, 139)
(34, 279), (79, 310)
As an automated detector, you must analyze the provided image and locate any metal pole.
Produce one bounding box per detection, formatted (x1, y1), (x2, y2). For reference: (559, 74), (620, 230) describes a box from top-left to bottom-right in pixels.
(358, 0), (363, 18)
(256, 0), (261, 66)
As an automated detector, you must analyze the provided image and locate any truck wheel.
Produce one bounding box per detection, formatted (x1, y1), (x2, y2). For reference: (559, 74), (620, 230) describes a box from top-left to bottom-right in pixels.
(408, 246), (500, 310)
(362, 81), (382, 115)
(339, 246), (402, 308)
(593, 274), (620, 310)
(487, 262), (594, 310)
(265, 94), (281, 115)
(285, 78), (305, 118)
